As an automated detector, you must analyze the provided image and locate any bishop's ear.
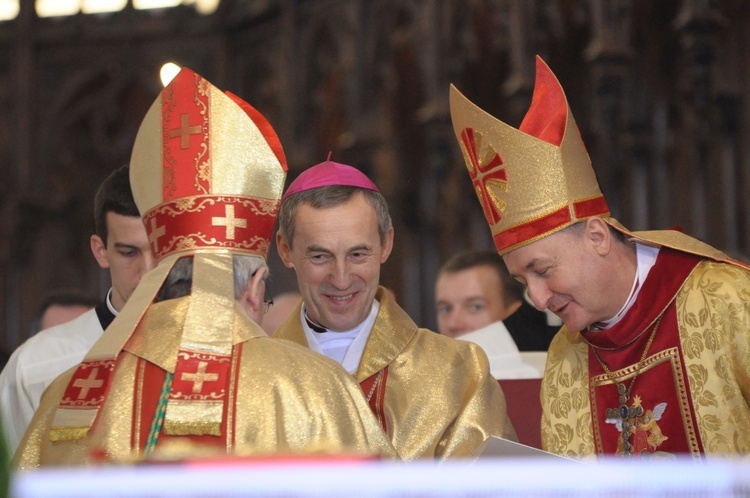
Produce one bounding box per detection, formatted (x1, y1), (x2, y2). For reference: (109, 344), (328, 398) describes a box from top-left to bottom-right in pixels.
(244, 266), (268, 315)
(586, 217), (612, 257)
(276, 231), (294, 268)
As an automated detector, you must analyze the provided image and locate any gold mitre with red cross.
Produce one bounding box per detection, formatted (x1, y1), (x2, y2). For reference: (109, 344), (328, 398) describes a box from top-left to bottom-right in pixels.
(450, 56), (609, 255)
(131, 67), (286, 261)
(49, 68), (287, 446)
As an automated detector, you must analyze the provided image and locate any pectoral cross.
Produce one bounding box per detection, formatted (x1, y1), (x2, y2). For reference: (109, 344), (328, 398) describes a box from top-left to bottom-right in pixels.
(605, 385), (644, 455)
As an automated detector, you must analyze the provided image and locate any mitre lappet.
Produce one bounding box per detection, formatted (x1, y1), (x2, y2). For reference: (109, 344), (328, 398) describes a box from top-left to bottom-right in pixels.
(50, 67), (287, 441)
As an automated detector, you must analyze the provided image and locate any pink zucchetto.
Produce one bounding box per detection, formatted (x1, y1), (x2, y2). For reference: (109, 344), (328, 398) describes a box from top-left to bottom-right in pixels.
(282, 153), (379, 201)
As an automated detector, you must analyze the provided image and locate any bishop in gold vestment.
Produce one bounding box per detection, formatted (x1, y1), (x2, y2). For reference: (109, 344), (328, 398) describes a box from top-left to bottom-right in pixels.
(15, 68), (396, 467)
(450, 56), (750, 458)
(274, 158), (516, 460)
(541, 236), (750, 457)
(275, 287), (515, 460)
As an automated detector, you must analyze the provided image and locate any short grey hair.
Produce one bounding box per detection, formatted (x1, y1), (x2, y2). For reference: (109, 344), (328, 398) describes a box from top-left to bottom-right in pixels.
(277, 186), (392, 249)
(156, 254), (268, 302)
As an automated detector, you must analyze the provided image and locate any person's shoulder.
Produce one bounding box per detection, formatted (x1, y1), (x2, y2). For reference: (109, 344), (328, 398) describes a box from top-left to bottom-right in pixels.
(412, 327), (489, 360)
(14, 309), (102, 365)
(676, 259), (750, 314)
(694, 258), (750, 277)
(545, 326), (586, 366)
(252, 336), (350, 373)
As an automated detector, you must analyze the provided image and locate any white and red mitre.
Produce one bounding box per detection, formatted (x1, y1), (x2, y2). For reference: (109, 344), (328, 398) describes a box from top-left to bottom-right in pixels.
(51, 68), (287, 442)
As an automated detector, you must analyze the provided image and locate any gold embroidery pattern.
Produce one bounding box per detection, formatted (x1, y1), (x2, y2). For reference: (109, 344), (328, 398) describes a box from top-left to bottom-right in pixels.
(193, 73), (210, 194)
(677, 261), (750, 454)
(145, 197), (278, 259)
(162, 84), (178, 199)
(151, 197), (278, 218)
(541, 332), (593, 457)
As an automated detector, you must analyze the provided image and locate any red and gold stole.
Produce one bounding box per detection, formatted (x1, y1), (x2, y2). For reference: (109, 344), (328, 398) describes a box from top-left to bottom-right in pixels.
(583, 248), (705, 456)
(131, 343), (244, 454)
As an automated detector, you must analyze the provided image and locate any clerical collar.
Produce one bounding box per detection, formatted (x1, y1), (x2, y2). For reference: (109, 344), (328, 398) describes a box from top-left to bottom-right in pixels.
(300, 301), (380, 374)
(94, 288), (119, 331)
(304, 311), (327, 332)
(591, 243), (659, 330)
(105, 288), (119, 317)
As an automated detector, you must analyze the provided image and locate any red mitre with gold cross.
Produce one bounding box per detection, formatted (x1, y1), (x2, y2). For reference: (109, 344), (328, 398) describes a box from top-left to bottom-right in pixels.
(50, 68), (287, 444)
(450, 56), (609, 255)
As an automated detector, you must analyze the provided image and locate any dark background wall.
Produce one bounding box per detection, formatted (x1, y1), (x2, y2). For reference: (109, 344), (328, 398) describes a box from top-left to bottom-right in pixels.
(1, 0), (749, 355)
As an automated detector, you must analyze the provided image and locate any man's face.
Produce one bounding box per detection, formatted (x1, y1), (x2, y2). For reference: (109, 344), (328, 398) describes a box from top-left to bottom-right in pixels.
(277, 192), (394, 332)
(91, 213), (156, 311)
(435, 265), (516, 338)
(502, 228), (616, 332)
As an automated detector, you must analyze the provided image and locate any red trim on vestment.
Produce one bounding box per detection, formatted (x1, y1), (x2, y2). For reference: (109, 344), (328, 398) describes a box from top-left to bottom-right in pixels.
(136, 360), (166, 452)
(585, 248), (705, 456)
(170, 351), (230, 404)
(360, 367), (389, 433)
(59, 359), (115, 410)
(135, 357), (232, 453)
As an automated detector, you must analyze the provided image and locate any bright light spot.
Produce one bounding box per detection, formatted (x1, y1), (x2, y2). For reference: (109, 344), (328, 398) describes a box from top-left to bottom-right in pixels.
(0, 0), (18, 21)
(82, 0), (127, 14)
(34, 0), (220, 18)
(36, 0), (78, 17)
(160, 62), (182, 86)
(193, 0), (219, 15)
(133, 0), (181, 9)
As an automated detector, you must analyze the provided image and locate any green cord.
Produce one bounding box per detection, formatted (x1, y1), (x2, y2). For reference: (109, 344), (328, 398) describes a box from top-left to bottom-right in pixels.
(144, 372), (173, 457)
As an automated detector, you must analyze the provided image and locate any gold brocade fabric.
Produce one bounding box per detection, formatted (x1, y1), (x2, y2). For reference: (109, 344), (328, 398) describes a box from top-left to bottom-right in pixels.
(14, 299), (398, 468)
(541, 258), (750, 458)
(274, 286), (517, 460)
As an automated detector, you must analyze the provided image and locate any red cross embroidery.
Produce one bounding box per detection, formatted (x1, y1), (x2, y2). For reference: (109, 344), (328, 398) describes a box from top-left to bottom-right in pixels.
(461, 128), (508, 225)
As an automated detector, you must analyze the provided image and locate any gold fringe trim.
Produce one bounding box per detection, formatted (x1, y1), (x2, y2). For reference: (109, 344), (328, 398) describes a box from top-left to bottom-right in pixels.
(163, 420), (221, 437)
(49, 426), (90, 442)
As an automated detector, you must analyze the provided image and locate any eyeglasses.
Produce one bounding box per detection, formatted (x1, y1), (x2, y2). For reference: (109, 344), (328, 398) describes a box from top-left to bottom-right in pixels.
(263, 283), (274, 314)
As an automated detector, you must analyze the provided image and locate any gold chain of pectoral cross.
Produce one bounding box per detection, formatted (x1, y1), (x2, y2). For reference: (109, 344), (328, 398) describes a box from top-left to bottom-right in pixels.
(591, 313), (663, 456)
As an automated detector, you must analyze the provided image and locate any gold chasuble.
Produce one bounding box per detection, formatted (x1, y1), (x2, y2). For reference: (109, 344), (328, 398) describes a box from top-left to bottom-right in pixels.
(17, 300), (397, 467)
(274, 287), (517, 460)
(542, 242), (750, 458)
